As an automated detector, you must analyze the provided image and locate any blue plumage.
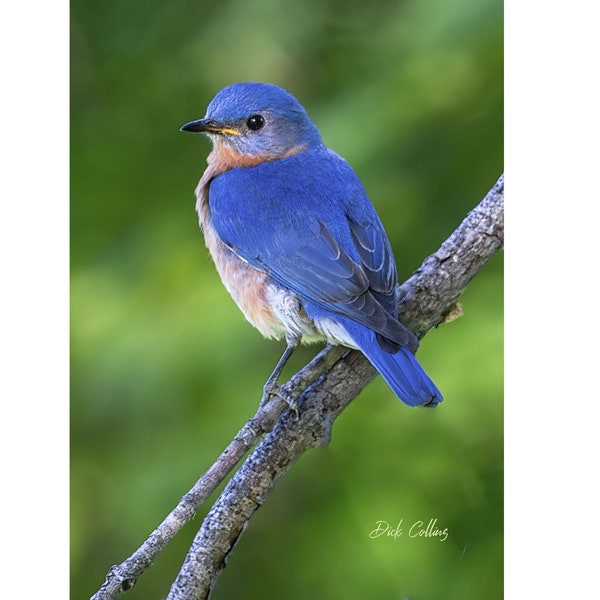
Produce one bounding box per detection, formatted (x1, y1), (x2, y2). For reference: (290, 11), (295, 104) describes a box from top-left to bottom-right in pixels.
(181, 82), (443, 407)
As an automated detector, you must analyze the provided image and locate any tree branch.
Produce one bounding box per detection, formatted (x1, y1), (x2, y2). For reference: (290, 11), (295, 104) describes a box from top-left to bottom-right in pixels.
(92, 173), (504, 600)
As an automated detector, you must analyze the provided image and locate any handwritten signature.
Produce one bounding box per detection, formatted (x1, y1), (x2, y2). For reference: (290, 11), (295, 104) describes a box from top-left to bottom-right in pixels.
(369, 519), (448, 542)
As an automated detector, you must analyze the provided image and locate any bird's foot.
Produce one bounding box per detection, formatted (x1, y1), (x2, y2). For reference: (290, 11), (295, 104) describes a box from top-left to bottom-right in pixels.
(260, 381), (299, 417)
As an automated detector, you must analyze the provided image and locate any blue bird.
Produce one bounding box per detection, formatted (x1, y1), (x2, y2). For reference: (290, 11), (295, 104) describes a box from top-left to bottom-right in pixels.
(181, 82), (442, 407)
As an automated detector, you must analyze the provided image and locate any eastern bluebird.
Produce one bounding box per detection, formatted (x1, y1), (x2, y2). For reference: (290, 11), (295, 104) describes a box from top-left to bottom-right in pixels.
(181, 82), (442, 407)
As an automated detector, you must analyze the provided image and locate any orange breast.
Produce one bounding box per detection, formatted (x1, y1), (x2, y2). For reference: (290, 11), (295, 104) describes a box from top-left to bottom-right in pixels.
(208, 233), (285, 340)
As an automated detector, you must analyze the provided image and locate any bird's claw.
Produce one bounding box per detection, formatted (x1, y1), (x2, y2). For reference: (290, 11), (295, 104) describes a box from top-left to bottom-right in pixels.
(261, 381), (299, 417)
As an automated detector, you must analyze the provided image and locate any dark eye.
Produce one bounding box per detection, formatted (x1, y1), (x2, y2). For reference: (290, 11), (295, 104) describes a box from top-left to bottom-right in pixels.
(246, 114), (265, 131)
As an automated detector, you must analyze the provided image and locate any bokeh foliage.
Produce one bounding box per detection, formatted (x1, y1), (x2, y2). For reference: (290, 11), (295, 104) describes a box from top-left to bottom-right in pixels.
(71, 0), (503, 598)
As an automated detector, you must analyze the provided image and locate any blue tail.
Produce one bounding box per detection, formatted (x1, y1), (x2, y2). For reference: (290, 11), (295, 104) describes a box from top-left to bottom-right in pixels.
(362, 344), (443, 407)
(343, 320), (443, 407)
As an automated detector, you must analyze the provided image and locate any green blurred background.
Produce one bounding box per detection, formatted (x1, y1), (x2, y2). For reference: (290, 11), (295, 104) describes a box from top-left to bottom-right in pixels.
(71, 0), (503, 598)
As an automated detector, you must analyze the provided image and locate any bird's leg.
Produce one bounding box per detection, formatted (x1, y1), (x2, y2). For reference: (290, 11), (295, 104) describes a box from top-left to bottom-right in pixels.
(260, 336), (300, 412)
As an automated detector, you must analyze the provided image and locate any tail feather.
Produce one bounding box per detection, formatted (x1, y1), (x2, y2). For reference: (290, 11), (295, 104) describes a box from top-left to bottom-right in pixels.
(343, 320), (443, 407)
(363, 344), (443, 407)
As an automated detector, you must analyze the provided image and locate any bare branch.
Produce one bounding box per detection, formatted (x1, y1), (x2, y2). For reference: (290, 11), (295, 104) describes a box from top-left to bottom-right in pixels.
(397, 173), (504, 337)
(92, 173), (504, 600)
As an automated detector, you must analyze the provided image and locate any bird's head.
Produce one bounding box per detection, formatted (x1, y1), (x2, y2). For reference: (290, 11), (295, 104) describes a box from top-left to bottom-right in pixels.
(180, 82), (322, 160)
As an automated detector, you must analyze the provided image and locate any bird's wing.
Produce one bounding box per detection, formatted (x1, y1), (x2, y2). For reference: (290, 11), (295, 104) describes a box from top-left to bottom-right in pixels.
(207, 150), (416, 349)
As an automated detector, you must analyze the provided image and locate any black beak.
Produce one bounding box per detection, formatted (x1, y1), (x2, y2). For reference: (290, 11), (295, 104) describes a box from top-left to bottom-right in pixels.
(180, 118), (224, 133)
